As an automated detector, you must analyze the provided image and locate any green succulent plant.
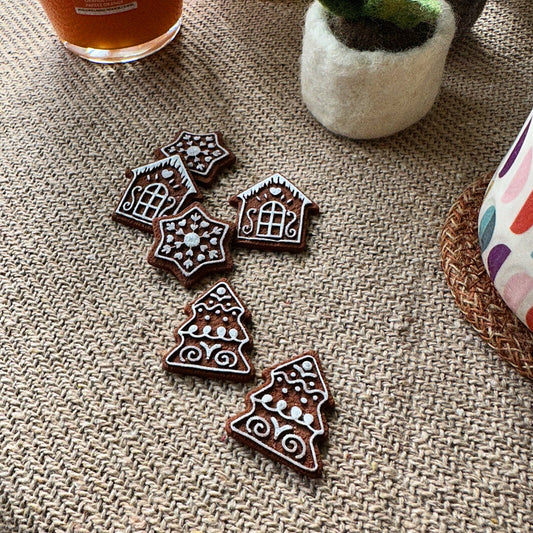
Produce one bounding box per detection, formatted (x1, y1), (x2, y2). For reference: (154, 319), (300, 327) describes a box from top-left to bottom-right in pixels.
(318, 0), (442, 29)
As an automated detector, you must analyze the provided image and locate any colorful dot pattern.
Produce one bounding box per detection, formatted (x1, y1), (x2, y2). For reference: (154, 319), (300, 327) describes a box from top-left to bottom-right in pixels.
(478, 108), (533, 332)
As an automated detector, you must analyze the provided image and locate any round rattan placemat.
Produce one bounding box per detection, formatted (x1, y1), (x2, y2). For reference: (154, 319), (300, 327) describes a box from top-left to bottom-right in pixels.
(440, 172), (533, 380)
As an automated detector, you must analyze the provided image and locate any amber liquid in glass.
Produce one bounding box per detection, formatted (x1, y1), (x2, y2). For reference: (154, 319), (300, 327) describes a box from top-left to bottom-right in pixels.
(38, 0), (183, 61)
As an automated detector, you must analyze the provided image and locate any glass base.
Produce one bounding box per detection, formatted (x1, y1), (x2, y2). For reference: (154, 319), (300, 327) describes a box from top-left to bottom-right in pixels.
(62, 17), (182, 64)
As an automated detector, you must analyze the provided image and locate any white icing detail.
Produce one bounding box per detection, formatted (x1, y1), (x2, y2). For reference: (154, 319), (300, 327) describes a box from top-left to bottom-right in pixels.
(186, 146), (201, 157)
(184, 232), (200, 247)
(204, 315), (210, 321)
(293, 362), (317, 379)
(302, 361), (312, 371)
(115, 155), (198, 227)
(303, 413), (314, 425)
(229, 353), (329, 473)
(290, 406), (302, 420)
(242, 208), (257, 235)
(214, 350), (238, 368)
(284, 211), (298, 239)
(281, 433), (306, 460)
(262, 394), (273, 404)
(234, 174), (316, 245)
(164, 281), (252, 375)
(270, 187), (282, 196)
(160, 131), (230, 177)
(282, 388), (288, 394)
(246, 416), (270, 438)
(154, 206), (230, 277)
(134, 183), (169, 222)
(295, 386), (301, 392)
(121, 185), (142, 212)
(179, 345), (202, 363)
(276, 399), (287, 411)
(271, 417), (293, 440)
(199, 341), (222, 361)
(257, 201), (286, 239)
(301, 397), (308, 404)
(236, 174), (313, 206)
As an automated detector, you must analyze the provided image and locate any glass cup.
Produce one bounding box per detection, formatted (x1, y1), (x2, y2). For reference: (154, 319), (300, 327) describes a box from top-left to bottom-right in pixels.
(37, 0), (183, 63)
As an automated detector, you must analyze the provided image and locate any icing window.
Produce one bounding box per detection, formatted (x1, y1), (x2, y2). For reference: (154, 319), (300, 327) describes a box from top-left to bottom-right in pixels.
(134, 183), (169, 221)
(257, 201), (285, 238)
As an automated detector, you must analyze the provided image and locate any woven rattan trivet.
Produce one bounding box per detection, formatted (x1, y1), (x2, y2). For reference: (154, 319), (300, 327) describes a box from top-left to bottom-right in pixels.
(440, 172), (533, 380)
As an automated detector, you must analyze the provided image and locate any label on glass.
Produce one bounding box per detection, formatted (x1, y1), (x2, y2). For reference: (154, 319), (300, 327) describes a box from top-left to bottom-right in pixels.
(75, 1), (137, 15)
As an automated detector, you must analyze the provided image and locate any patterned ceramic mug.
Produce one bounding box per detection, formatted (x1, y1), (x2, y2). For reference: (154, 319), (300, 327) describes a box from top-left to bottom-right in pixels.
(37, 0), (183, 63)
(478, 108), (533, 331)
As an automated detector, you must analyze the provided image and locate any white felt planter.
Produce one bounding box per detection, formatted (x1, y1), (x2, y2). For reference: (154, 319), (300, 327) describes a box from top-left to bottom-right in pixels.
(300, 0), (456, 139)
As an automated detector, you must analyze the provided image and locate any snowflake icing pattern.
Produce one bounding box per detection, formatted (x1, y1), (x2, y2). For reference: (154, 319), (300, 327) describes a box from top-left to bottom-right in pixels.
(155, 206), (229, 276)
(163, 132), (228, 177)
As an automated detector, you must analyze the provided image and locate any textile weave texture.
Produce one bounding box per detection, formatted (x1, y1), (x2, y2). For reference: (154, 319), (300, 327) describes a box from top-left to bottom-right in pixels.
(1, 1), (532, 531)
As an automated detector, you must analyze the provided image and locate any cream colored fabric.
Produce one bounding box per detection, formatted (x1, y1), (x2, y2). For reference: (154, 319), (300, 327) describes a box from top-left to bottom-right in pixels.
(0, 1), (532, 531)
(301, 0), (456, 139)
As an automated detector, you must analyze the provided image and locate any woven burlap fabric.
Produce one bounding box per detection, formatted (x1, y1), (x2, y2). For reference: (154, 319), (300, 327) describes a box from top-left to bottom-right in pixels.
(0, 1), (532, 531)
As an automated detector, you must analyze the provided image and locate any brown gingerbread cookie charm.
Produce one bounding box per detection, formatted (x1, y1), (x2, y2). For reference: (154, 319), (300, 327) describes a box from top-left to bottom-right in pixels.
(229, 173), (319, 252)
(163, 279), (254, 381)
(147, 202), (234, 288)
(154, 130), (235, 187)
(226, 351), (334, 477)
(113, 155), (202, 233)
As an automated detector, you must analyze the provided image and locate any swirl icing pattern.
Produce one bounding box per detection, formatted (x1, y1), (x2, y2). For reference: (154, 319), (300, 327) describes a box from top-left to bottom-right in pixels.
(226, 352), (334, 477)
(162, 280), (254, 381)
(147, 202), (234, 288)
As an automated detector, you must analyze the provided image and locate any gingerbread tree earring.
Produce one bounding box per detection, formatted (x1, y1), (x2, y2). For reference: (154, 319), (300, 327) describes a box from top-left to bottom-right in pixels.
(162, 279), (254, 381)
(226, 352), (334, 477)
